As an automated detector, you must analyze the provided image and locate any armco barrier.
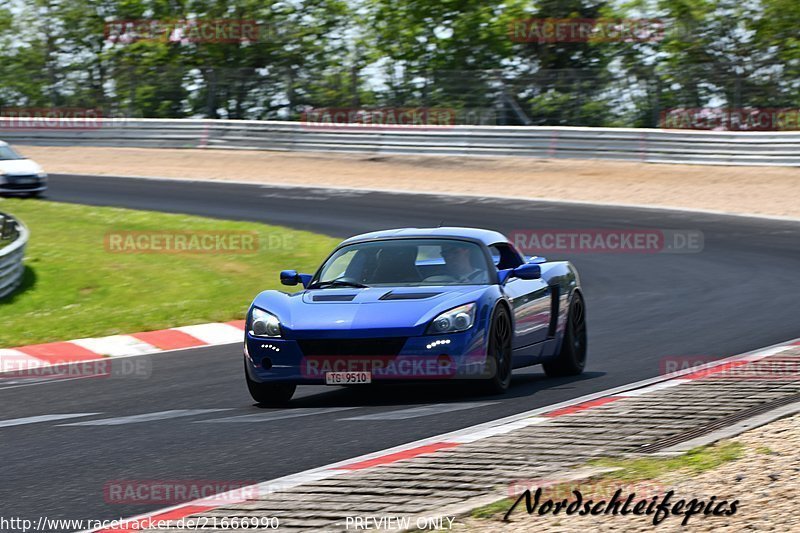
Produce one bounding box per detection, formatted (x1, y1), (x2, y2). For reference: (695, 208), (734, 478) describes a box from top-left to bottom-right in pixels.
(1, 118), (800, 166)
(0, 212), (28, 299)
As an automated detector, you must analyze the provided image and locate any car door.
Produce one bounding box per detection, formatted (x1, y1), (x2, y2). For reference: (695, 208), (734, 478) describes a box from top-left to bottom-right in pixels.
(490, 243), (552, 349)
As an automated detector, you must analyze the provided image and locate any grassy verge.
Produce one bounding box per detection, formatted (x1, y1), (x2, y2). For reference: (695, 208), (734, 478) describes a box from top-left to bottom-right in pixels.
(0, 198), (338, 347)
(471, 441), (744, 520)
(588, 442), (744, 481)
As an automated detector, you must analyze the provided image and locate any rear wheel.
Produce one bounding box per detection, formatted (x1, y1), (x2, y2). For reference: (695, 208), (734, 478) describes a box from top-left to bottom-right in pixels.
(244, 360), (296, 405)
(543, 292), (587, 377)
(481, 305), (513, 394)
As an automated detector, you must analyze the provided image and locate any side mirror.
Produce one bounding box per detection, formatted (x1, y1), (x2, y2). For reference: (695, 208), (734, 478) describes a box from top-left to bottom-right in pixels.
(513, 263), (542, 280)
(280, 270), (300, 286)
(280, 270), (313, 288)
(498, 263), (542, 284)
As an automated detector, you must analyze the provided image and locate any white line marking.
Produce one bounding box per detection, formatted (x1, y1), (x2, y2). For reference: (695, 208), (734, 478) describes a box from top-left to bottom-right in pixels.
(60, 409), (230, 426)
(71, 335), (159, 357)
(173, 323), (243, 345)
(616, 379), (689, 397)
(739, 345), (795, 362)
(0, 343), (240, 388)
(449, 417), (549, 443)
(0, 349), (49, 370)
(0, 413), (101, 428)
(198, 407), (356, 423)
(341, 402), (497, 421)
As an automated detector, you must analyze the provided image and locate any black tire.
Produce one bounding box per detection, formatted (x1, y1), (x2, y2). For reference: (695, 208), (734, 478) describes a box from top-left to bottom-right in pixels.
(244, 360), (296, 405)
(481, 304), (513, 394)
(543, 292), (587, 377)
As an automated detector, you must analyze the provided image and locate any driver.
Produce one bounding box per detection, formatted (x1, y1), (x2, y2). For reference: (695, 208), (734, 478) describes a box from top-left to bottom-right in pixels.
(441, 243), (486, 283)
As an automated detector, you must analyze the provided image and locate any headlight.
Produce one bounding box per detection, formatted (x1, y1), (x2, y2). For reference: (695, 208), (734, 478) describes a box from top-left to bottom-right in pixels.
(37, 172), (47, 179)
(427, 303), (476, 334)
(249, 307), (282, 337)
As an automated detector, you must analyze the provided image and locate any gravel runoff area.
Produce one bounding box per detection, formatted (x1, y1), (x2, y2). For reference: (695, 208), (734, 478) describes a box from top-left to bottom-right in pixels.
(456, 413), (800, 533)
(17, 146), (800, 220)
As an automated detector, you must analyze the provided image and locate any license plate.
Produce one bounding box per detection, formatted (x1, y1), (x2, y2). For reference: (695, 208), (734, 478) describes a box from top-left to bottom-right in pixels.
(325, 371), (371, 385)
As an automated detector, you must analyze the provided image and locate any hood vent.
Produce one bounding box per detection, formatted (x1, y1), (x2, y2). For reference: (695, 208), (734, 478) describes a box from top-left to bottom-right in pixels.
(379, 291), (441, 301)
(312, 294), (357, 302)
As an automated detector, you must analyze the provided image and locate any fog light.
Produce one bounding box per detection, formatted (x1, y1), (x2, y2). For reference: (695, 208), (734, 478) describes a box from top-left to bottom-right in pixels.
(261, 357), (273, 369)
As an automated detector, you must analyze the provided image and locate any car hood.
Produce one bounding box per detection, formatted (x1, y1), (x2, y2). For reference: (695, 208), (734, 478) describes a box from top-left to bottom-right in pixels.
(253, 285), (489, 338)
(0, 158), (43, 176)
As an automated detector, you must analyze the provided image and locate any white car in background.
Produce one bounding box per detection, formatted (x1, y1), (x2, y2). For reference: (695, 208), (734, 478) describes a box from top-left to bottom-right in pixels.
(0, 141), (47, 197)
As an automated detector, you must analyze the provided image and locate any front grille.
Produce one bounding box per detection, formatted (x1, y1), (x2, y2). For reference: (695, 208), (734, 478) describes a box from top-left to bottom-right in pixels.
(297, 338), (407, 357)
(2, 181), (40, 190)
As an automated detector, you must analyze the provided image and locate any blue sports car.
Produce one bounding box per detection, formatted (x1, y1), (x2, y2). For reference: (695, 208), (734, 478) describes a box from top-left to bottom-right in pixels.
(244, 227), (586, 404)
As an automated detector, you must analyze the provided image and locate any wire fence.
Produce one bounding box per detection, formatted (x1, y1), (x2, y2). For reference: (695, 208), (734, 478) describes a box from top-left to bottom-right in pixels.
(1, 67), (798, 130)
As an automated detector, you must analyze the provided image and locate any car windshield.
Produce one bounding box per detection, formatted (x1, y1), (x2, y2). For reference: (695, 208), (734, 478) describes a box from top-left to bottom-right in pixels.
(0, 145), (23, 161)
(313, 238), (493, 287)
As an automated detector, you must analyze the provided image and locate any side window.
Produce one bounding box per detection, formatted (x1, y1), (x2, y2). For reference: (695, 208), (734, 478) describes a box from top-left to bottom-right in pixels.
(488, 245), (502, 267)
(489, 243), (525, 270)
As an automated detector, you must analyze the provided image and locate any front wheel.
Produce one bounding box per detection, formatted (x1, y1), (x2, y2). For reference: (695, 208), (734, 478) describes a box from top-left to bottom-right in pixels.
(543, 292), (587, 377)
(481, 304), (513, 394)
(244, 360), (296, 405)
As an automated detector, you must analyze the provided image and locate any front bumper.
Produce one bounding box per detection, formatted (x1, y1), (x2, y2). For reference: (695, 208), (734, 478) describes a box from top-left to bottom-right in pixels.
(245, 329), (492, 384)
(0, 176), (47, 194)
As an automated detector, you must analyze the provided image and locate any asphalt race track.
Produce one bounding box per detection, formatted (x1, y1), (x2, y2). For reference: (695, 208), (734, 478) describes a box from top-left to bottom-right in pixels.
(3, 173), (800, 529)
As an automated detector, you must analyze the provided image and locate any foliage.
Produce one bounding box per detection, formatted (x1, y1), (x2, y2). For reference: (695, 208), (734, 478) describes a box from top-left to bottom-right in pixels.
(0, 0), (796, 126)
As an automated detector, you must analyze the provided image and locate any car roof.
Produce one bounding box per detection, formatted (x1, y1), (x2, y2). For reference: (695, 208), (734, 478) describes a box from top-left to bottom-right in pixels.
(340, 227), (509, 247)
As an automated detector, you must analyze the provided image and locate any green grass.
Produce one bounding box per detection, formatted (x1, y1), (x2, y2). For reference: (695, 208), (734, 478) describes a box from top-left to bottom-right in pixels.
(470, 441), (744, 520)
(471, 498), (514, 519)
(589, 442), (744, 480)
(0, 199), (338, 347)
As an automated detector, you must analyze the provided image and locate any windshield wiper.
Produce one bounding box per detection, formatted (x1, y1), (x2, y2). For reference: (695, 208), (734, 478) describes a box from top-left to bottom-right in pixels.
(308, 279), (370, 289)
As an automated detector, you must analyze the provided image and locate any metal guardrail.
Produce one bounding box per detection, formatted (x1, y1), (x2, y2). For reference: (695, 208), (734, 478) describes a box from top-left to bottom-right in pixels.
(2, 118), (800, 166)
(0, 212), (28, 299)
